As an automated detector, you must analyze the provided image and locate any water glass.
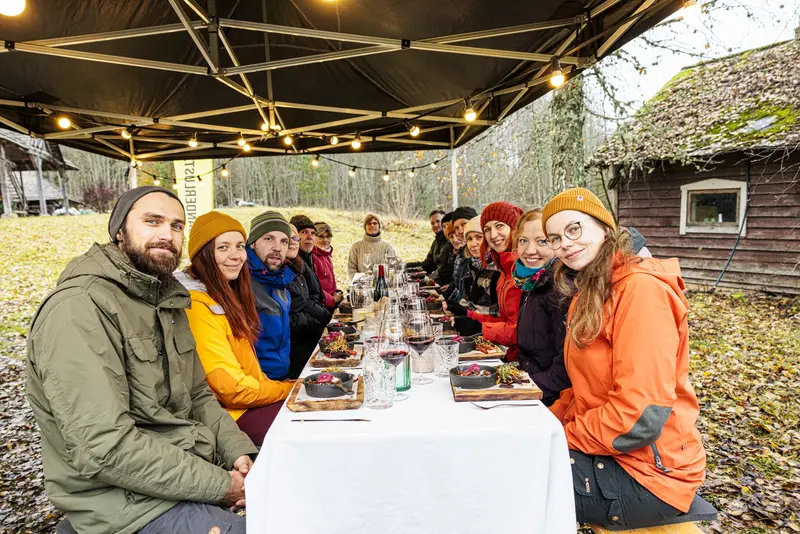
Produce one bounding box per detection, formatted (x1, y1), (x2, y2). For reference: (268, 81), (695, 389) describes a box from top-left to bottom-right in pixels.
(434, 339), (459, 378)
(363, 337), (394, 410)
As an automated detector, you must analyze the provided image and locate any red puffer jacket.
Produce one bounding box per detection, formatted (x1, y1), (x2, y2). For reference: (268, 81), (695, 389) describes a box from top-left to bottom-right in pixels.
(312, 246), (338, 310)
(468, 251), (521, 361)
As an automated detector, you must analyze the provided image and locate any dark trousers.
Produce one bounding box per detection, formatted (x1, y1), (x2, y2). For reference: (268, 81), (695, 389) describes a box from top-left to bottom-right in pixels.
(570, 449), (682, 530)
(56, 503), (245, 534)
(236, 402), (283, 446)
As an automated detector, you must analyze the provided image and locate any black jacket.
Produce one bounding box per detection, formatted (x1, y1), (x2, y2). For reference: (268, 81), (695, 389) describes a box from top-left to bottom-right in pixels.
(422, 232), (455, 285)
(516, 266), (571, 407)
(286, 259), (332, 378)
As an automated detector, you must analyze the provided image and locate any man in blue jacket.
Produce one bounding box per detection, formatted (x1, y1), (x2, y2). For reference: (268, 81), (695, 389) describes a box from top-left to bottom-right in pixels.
(247, 210), (296, 379)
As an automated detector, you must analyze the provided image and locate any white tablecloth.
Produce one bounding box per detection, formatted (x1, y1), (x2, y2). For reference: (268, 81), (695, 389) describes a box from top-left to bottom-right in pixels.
(246, 367), (576, 534)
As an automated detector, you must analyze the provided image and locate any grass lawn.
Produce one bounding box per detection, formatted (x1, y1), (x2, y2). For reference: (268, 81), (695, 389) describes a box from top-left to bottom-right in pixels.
(0, 208), (798, 533)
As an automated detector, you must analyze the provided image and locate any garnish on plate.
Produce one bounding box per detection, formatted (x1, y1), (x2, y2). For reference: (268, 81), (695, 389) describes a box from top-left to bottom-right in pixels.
(458, 363), (491, 377)
(474, 335), (495, 354)
(496, 362), (525, 387)
(321, 332), (357, 358)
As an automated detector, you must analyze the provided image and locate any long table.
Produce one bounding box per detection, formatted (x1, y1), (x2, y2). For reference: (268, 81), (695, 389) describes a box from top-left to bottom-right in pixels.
(245, 364), (576, 534)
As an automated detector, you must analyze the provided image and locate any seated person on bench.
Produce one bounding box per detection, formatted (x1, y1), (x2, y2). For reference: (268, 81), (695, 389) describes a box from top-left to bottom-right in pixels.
(542, 189), (707, 530)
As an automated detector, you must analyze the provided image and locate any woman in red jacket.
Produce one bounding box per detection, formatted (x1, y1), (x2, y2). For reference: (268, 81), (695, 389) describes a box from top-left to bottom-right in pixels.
(466, 201), (523, 361)
(312, 221), (343, 311)
(543, 188), (706, 530)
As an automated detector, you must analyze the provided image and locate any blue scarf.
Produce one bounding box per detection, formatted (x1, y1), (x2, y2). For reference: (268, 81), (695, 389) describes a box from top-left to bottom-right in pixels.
(512, 258), (554, 292)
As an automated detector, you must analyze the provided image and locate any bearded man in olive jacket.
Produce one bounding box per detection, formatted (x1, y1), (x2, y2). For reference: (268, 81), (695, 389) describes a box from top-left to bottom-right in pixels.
(26, 187), (256, 534)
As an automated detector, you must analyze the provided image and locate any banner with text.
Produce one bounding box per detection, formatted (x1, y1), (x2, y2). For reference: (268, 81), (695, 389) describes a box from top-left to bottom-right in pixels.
(173, 159), (214, 233)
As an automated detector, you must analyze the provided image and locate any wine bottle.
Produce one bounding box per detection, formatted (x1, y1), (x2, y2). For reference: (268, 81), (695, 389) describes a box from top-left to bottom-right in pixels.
(373, 264), (389, 302)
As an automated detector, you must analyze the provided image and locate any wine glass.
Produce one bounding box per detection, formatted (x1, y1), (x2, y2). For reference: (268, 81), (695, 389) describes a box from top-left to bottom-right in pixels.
(363, 253), (373, 275)
(405, 311), (435, 385)
(378, 308), (410, 401)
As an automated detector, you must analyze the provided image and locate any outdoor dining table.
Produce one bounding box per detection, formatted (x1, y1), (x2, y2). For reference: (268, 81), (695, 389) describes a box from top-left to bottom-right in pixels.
(245, 363), (576, 534)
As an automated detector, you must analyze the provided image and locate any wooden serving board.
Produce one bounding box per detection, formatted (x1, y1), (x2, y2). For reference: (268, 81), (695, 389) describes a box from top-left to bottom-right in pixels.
(308, 345), (363, 369)
(459, 344), (505, 361)
(451, 373), (543, 402)
(286, 377), (364, 412)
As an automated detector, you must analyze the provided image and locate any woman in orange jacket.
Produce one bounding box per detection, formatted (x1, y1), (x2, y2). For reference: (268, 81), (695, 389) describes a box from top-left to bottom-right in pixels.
(175, 211), (295, 446)
(542, 188), (706, 530)
(466, 201), (524, 361)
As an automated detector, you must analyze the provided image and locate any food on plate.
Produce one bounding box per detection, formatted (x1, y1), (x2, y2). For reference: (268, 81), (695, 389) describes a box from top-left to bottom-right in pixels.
(496, 362), (526, 387)
(457, 363), (491, 377)
(307, 372), (336, 384)
(321, 367), (344, 373)
(321, 332), (357, 358)
(474, 335), (496, 354)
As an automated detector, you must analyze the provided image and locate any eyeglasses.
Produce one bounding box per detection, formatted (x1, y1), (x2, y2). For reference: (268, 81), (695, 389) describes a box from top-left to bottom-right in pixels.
(545, 222), (582, 250)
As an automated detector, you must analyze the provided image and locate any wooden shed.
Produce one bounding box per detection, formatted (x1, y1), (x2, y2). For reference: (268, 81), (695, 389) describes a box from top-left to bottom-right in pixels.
(591, 38), (800, 295)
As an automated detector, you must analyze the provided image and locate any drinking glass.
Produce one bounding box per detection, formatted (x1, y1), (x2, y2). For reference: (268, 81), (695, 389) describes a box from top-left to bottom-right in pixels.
(363, 253), (373, 275)
(364, 336), (394, 410)
(434, 338), (459, 378)
(379, 309), (410, 401)
(406, 282), (419, 298)
(405, 311), (434, 385)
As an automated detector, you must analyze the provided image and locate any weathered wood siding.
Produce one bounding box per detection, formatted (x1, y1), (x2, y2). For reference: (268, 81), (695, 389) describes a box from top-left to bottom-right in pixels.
(616, 154), (800, 294)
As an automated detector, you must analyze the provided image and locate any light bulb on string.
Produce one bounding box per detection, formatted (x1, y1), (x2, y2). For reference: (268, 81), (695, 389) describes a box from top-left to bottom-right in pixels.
(130, 159), (137, 168)
(172, 181), (179, 190)
(330, 136), (339, 145)
(431, 161), (438, 170)
(189, 133), (198, 148)
(270, 123), (282, 132)
(348, 167), (356, 177)
(197, 176), (203, 183)
(121, 128), (132, 140)
(351, 134), (362, 150)
(57, 116), (71, 129)
(243, 143), (251, 152)
(311, 155), (320, 168)
(549, 58), (565, 88)
(136, 160), (143, 168)
(283, 135), (293, 146)
(382, 170), (390, 181)
(221, 166), (229, 177)
(0, 0), (26, 16)
(153, 178), (160, 186)
(682, 0), (701, 19)
(237, 134), (245, 147)
(261, 122), (269, 132)
(408, 168), (415, 178)
(407, 123), (421, 137)
(463, 101), (477, 123)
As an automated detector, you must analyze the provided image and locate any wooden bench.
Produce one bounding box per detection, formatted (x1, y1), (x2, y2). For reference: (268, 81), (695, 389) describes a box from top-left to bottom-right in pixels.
(590, 495), (717, 534)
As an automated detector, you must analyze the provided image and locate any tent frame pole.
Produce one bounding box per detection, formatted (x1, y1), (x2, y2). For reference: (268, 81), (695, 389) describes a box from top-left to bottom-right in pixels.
(0, 144), (13, 217)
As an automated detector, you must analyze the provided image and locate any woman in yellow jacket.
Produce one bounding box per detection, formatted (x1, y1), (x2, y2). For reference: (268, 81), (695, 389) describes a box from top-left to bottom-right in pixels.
(175, 211), (295, 446)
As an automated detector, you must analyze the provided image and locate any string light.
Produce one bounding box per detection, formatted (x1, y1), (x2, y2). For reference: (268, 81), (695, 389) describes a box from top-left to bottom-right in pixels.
(349, 167), (356, 177)
(330, 136), (339, 145)
(464, 101), (477, 123)
(221, 166), (229, 177)
(682, 0), (701, 18)
(136, 160), (143, 168)
(351, 134), (362, 150)
(0, 0), (25, 17)
(270, 123), (282, 132)
(121, 128), (132, 140)
(311, 155), (320, 167)
(382, 170), (390, 181)
(56, 116), (71, 129)
(237, 134), (246, 147)
(197, 176), (203, 183)
(407, 122), (421, 137)
(130, 159), (137, 168)
(431, 161), (437, 169)
(261, 122), (269, 131)
(153, 178), (160, 186)
(172, 182), (179, 190)
(549, 58), (565, 88)
(282, 135), (293, 146)
(408, 168), (415, 178)
(243, 143), (251, 152)
(189, 133), (198, 148)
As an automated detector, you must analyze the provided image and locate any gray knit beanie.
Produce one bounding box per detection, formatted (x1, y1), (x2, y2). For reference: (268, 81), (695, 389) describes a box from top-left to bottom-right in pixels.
(248, 210), (291, 244)
(289, 214), (315, 233)
(108, 186), (183, 242)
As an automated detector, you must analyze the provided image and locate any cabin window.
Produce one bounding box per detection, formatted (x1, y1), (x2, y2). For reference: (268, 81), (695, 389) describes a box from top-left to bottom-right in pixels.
(680, 179), (747, 236)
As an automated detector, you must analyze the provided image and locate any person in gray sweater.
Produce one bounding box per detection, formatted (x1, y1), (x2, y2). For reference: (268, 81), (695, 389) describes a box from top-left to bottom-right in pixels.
(346, 213), (398, 279)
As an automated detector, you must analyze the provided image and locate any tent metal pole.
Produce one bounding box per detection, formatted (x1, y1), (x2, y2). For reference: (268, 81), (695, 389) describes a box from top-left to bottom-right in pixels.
(0, 114), (30, 135)
(33, 154), (48, 216)
(181, 0), (210, 23)
(166, 103), (256, 121)
(95, 137), (133, 159)
(158, 118), (263, 136)
(45, 124), (130, 140)
(217, 28), (270, 126)
(434, 16), (583, 44)
(168, 0), (218, 73)
(57, 167), (70, 214)
(281, 115), (382, 136)
(224, 46), (400, 76)
(450, 149), (458, 210)
(0, 23), (207, 55)
(0, 144), (13, 217)
(9, 42), (208, 75)
(596, 0), (657, 57)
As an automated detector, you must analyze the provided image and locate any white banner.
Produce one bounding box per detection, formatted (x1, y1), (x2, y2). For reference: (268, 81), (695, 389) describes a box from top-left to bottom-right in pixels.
(172, 159), (214, 233)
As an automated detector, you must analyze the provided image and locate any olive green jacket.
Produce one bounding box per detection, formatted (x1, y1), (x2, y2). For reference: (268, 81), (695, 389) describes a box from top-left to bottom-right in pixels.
(26, 243), (257, 533)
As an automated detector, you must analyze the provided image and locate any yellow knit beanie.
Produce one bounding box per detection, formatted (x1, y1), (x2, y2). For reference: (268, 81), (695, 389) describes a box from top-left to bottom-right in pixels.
(188, 211), (247, 260)
(541, 187), (616, 234)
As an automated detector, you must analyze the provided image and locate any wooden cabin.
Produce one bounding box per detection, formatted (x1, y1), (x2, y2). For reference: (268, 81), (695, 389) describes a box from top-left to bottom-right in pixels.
(591, 39), (800, 295)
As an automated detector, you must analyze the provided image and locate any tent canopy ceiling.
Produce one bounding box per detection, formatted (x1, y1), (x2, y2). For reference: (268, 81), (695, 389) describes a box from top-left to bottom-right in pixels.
(0, 0), (680, 163)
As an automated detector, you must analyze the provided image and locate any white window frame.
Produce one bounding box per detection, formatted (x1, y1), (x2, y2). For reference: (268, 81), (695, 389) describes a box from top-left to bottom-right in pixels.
(680, 178), (747, 236)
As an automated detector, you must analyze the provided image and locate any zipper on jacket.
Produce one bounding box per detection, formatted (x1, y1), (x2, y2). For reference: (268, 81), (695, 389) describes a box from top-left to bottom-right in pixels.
(651, 443), (671, 473)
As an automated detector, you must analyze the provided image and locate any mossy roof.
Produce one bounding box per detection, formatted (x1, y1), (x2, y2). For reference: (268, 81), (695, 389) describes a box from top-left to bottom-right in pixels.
(591, 39), (800, 167)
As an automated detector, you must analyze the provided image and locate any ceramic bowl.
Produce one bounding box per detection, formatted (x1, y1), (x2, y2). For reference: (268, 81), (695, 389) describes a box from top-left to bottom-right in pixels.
(449, 365), (498, 389)
(303, 372), (355, 398)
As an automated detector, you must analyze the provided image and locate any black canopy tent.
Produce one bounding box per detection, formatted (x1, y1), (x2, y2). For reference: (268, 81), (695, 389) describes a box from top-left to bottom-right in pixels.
(0, 0), (682, 165)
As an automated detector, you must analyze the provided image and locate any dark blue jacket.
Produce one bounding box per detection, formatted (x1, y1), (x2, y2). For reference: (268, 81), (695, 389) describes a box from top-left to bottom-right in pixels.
(248, 247), (296, 380)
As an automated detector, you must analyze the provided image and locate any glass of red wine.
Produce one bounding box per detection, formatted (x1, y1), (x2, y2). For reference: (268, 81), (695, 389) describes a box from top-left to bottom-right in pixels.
(378, 310), (410, 402)
(405, 311), (435, 385)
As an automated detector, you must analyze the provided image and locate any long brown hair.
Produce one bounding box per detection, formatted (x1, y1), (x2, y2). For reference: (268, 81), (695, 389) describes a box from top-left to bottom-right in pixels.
(189, 240), (261, 344)
(553, 219), (635, 348)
